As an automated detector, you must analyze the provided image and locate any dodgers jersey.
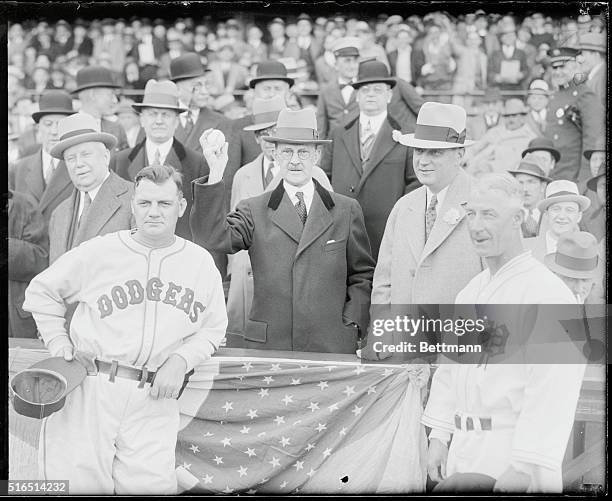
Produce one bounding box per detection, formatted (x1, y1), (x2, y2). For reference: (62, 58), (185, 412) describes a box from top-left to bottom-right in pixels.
(24, 230), (228, 371)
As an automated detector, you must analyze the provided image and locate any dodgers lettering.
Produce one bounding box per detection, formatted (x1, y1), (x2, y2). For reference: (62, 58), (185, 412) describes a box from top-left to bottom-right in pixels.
(97, 278), (205, 322)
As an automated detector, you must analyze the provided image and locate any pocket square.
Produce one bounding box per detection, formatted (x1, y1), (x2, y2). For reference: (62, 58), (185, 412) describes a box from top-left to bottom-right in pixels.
(326, 239), (337, 244)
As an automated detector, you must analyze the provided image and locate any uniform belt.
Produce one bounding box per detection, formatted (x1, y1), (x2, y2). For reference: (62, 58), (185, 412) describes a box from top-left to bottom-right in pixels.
(454, 413), (492, 431)
(95, 360), (156, 387)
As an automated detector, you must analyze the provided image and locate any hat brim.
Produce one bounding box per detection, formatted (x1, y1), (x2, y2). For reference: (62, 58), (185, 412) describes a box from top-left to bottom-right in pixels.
(508, 169), (551, 183)
(537, 194), (591, 213)
(352, 77), (396, 89)
(583, 149), (604, 160)
(243, 120), (277, 132)
(249, 75), (295, 89)
(132, 103), (189, 114)
(263, 136), (332, 145)
(587, 173), (605, 192)
(522, 146), (561, 163)
(32, 109), (74, 123)
(544, 253), (598, 279)
(395, 133), (475, 149)
(71, 82), (121, 94)
(50, 132), (118, 159)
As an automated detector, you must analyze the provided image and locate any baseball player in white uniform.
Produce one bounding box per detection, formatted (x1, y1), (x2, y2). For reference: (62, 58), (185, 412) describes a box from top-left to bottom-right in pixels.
(23, 164), (228, 495)
(423, 173), (585, 493)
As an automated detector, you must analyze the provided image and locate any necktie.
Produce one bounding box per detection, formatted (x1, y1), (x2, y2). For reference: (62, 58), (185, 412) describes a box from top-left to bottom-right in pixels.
(360, 120), (375, 162)
(523, 209), (539, 237)
(78, 192), (92, 230)
(45, 159), (56, 185)
(184, 111), (194, 136)
(295, 191), (307, 225)
(153, 149), (161, 165)
(425, 194), (438, 241)
(264, 162), (275, 188)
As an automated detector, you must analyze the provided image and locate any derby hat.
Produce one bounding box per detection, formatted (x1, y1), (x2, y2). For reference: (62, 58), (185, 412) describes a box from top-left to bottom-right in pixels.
(263, 108), (331, 145)
(545, 231), (599, 279)
(578, 32), (606, 53)
(132, 79), (188, 113)
(72, 66), (121, 94)
(10, 357), (87, 419)
(50, 112), (118, 159)
(586, 163), (606, 192)
(501, 98), (528, 116)
(248, 60), (294, 89)
(537, 179), (591, 213)
(508, 153), (552, 182)
(521, 136), (561, 163)
(31, 89), (75, 123)
(169, 52), (210, 81)
(394, 102), (475, 149)
(351, 59), (396, 89)
(527, 78), (550, 96)
(332, 36), (361, 58)
(583, 136), (605, 160)
(243, 95), (287, 131)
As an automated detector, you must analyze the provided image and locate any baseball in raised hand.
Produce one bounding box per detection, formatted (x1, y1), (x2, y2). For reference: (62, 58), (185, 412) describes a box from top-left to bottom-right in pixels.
(200, 128), (229, 184)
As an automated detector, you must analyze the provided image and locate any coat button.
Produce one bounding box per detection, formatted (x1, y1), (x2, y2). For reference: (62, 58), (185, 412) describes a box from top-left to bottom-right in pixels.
(558, 119), (563, 125)
(553, 134), (559, 140)
(349, 186), (355, 192)
(343, 109), (349, 114)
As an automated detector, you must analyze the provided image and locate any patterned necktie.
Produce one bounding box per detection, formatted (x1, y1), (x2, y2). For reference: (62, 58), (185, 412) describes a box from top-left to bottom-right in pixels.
(425, 194), (438, 241)
(523, 209), (539, 237)
(360, 120), (375, 162)
(295, 191), (307, 225)
(264, 162), (275, 188)
(78, 192), (92, 230)
(153, 149), (161, 165)
(184, 111), (194, 136)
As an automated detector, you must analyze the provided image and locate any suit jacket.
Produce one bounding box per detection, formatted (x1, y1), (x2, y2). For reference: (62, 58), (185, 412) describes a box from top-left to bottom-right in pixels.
(371, 169), (484, 305)
(17, 126), (40, 159)
(226, 114), (261, 189)
(325, 114), (420, 258)
(316, 80), (359, 139)
(11, 150), (73, 227)
(314, 56), (337, 86)
(524, 110), (547, 136)
(48, 171), (134, 263)
(8, 190), (49, 338)
(388, 50), (418, 84)
(102, 118), (129, 152)
(226, 154), (333, 344)
(190, 178), (375, 354)
(174, 107), (233, 154)
(110, 137), (207, 243)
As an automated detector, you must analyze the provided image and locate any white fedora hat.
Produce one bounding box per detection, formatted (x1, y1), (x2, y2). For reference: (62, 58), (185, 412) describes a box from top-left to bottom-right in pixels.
(393, 102), (474, 149)
(50, 112), (117, 159)
(537, 179), (591, 213)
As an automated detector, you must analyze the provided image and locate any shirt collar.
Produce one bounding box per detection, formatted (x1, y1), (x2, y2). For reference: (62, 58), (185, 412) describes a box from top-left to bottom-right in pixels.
(545, 230), (558, 254)
(146, 137), (174, 163)
(426, 184), (449, 209)
(81, 170), (110, 202)
(41, 148), (54, 170)
(359, 110), (387, 135)
(283, 179), (315, 211)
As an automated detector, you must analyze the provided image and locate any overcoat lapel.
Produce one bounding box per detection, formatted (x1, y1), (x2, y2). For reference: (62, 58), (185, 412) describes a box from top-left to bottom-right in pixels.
(296, 192), (333, 258)
(340, 121), (362, 176)
(39, 162), (71, 213)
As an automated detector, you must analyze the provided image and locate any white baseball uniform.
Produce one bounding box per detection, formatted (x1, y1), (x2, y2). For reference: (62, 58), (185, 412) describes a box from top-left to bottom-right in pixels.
(422, 251), (586, 492)
(23, 230), (227, 495)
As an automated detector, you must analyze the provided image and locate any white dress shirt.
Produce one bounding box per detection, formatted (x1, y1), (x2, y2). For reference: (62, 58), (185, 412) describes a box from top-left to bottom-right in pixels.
(284, 179), (315, 214)
(262, 157), (279, 181)
(179, 103), (200, 128)
(502, 44), (516, 59)
(145, 137), (174, 165)
(359, 110), (387, 139)
(426, 185), (449, 210)
(77, 171), (110, 220)
(545, 231), (558, 254)
(41, 149), (56, 184)
(338, 78), (354, 104)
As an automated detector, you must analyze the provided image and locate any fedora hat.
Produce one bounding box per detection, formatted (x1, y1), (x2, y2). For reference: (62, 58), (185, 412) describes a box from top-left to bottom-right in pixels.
(545, 231), (599, 279)
(508, 154), (552, 182)
(522, 136), (561, 163)
(72, 66), (121, 94)
(351, 59), (396, 89)
(50, 113), (117, 159)
(537, 179), (591, 213)
(132, 80), (188, 113)
(394, 102), (475, 149)
(501, 98), (528, 116)
(10, 357), (87, 419)
(248, 60), (294, 89)
(263, 108), (331, 145)
(31, 89), (75, 123)
(243, 95), (287, 131)
(578, 32), (606, 53)
(169, 52), (210, 82)
(586, 163), (605, 192)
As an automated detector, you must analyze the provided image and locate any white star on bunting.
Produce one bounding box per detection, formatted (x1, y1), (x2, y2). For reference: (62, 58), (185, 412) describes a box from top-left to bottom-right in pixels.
(280, 436), (291, 447)
(305, 443), (316, 451)
(222, 401), (233, 413)
(189, 444), (200, 453)
(367, 386), (377, 394)
(237, 465), (248, 477)
(317, 381), (329, 390)
(221, 437), (232, 447)
(354, 365), (366, 374)
(315, 422), (327, 432)
(343, 385), (355, 397)
(244, 448), (257, 457)
(323, 448), (332, 458)
(306, 468), (317, 478)
(339, 427), (348, 436)
(202, 474), (213, 484)
(290, 378), (301, 385)
(274, 415), (286, 425)
(269, 457), (281, 468)
(240, 426), (251, 434)
(213, 456), (223, 465)
(242, 361), (253, 371)
(258, 388), (269, 398)
(351, 405), (363, 416)
(202, 431), (214, 437)
(293, 460), (305, 471)
(280, 481), (288, 489)
(222, 486), (234, 494)
(182, 462), (192, 470)
(328, 402), (340, 412)
(282, 394), (294, 406)
(308, 402), (320, 412)
(247, 409), (258, 419)
(270, 363), (281, 372)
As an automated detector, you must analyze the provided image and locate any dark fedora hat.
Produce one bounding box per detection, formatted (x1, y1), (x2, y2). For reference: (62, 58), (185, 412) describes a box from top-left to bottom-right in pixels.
(351, 59), (396, 89)
(31, 89), (75, 123)
(521, 136), (561, 163)
(545, 231), (600, 280)
(248, 60), (294, 89)
(169, 52), (210, 82)
(508, 154), (552, 183)
(586, 163), (605, 192)
(72, 66), (121, 94)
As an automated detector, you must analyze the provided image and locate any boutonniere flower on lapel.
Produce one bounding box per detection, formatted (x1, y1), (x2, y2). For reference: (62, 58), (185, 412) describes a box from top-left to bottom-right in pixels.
(391, 129), (402, 142)
(442, 208), (462, 225)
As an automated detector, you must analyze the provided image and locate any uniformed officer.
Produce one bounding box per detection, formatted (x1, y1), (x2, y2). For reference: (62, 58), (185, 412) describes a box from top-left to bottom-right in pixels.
(544, 47), (603, 186)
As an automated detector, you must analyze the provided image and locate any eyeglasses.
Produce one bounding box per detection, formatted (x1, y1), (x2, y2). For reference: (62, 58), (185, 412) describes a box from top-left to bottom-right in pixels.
(358, 84), (389, 95)
(279, 148), (312, 160)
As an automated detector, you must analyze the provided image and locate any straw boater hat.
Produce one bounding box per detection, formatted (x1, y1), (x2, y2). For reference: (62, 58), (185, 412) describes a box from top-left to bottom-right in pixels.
(71, 66), (121, 94)
(508, 153), (552, 183)
(169, 52), (210, 82)
(394, 102), (475, 149)
(248, 60), (294, 89)
(131, 80), (188, 113)
(586, 163), (605, 192)
(31, 89), (75, 123)
(544, 231), (599, 279)
(263, 108), (331, 145)
(243, 95), (287, 131)
(536, 179), (591, 213)
(521, 136), (561, 163)
(351, 59), (396, 89)
(50, 113), (117, 159)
